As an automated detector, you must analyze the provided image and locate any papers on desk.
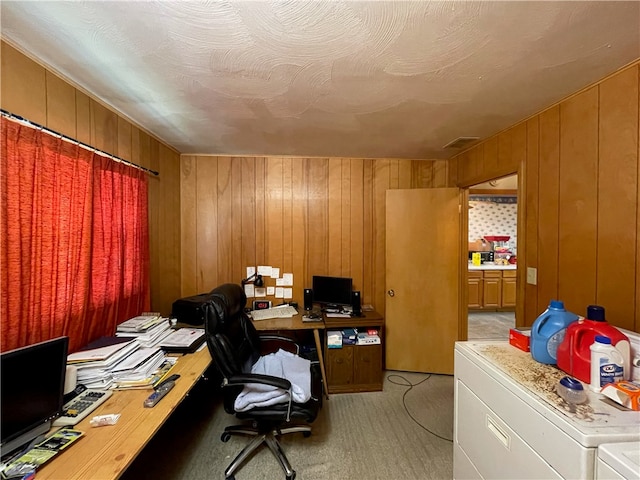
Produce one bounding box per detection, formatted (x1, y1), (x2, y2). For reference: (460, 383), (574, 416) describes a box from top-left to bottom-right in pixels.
(159, 328), (205, 353)
(67, 339), (138, 366)
(117, 314), (165, 332)
(116, 316), (172, 348)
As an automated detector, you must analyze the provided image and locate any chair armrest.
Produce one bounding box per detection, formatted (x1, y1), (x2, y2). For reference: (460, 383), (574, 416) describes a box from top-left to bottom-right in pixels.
(224, 373), (292, 391)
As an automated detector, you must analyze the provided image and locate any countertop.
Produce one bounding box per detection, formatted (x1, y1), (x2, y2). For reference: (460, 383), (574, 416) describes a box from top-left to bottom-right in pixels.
(468, 263), (517, 270)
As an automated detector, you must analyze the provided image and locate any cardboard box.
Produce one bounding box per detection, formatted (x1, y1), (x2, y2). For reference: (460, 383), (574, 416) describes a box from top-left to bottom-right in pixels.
(601, 381), (640, 411)
(509, 327), (531, 352)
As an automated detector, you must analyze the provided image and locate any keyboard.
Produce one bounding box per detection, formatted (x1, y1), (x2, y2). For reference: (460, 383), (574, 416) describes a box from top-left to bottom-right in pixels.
(250, 305), (298, 321)
(53, 389), (113, 427)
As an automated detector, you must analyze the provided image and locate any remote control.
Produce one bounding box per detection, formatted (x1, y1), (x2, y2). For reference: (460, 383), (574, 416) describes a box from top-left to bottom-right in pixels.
(144, 380), (175, 408)
(154, 374), (180, 391)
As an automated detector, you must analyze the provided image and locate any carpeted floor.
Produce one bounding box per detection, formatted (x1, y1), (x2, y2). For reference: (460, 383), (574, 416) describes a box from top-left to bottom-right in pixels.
(122, 369), (454, 480)
(467, 311), (515, 340)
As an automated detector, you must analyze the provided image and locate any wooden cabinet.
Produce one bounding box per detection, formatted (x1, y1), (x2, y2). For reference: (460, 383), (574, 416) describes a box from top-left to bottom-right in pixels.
(324, 311), (383, 394)
(468, 271), (483, 308)
(501, 270), (517, 307)
(468, 269), (516, 310)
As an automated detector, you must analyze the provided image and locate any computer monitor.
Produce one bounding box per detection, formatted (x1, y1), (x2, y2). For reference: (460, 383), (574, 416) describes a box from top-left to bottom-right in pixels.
(1, 336), (68, 457)
(311, 276), (353, 309)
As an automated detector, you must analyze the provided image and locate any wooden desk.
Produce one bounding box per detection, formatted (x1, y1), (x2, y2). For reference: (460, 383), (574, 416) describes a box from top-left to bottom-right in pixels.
(37, 348), (211, 480)
(252, 315), (328, 399)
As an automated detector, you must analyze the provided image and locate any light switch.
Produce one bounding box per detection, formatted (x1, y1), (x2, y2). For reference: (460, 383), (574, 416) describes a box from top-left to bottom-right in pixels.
(527, 267), (537, 285)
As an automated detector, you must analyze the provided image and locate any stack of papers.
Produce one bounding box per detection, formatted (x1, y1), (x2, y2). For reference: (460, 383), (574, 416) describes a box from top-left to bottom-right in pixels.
(159, 328), (205, 353)
(116, 314), (165, 332)
(112, 358), (177, 390)
(116, 315), (172, 347)
(110, 347), (165, 382)
(67, 340), (140, 389)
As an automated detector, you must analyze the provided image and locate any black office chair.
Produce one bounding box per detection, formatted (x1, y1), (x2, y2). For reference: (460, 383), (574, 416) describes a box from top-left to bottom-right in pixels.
(204, 283), (322, 480)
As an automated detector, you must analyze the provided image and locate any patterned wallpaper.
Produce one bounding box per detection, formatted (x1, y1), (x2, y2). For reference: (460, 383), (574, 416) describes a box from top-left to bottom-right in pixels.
(468, 196), (518, 253)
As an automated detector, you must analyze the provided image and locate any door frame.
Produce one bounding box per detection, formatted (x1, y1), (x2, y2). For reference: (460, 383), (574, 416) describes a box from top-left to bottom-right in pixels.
(458, 166), (526, 336)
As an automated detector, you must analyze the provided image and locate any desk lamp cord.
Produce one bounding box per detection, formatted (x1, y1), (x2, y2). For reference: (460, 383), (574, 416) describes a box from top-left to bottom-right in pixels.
(386, 373), (454, 443)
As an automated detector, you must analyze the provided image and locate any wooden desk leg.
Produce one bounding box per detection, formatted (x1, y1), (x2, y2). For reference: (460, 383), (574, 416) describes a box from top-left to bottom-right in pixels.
(313, 328), (329, 399)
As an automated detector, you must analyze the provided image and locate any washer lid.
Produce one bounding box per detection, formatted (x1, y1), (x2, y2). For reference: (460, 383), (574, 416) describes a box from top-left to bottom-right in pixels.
(598, 442), (640, 479)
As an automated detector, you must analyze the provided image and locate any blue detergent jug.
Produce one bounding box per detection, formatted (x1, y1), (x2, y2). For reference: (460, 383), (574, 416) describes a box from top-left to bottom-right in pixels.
(531, 300), (579, 364)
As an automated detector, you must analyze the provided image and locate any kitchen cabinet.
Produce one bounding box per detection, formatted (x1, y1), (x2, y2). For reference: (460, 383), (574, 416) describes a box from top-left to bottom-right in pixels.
(501, 269), (517, 307)
(468, 271), (483, 308)
(468, 267), (516, 310)
(324, 311), (383, 394)
(482, 270), (502, 308)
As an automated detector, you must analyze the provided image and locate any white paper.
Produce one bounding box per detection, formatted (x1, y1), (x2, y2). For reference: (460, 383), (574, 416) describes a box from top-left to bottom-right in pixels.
(255, 287), (266, 297)
(275, 287), (284, 298)
(276, 278), (285, 286)
(267, 286), (275, 295)
(257, 265), (272, 276)
(244, 284), (255, 298)
(271, 267), (280, 278)
(284, 288), (293, 299)
(246, 266), (256, 278)
(282, 273), (293, 286)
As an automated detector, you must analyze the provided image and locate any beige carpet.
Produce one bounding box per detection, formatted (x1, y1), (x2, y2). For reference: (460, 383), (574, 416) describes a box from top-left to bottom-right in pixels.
(122, 370), (454, 480)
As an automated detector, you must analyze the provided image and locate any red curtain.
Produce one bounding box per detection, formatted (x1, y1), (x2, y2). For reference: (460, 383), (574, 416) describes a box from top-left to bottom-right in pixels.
(1, 117), (150, 353)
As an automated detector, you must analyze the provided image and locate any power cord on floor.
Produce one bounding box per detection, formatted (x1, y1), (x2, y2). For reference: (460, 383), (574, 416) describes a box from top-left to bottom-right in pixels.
(386, 373), (454, 443)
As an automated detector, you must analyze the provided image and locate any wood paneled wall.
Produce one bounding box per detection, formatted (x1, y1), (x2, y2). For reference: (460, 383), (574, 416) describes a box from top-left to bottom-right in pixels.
(1, 41), (182, 316)
(180, 156), (448, 313)
(450, 61), (640, 333)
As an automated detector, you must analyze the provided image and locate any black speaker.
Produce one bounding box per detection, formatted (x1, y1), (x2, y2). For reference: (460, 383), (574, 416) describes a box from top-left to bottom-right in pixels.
(303, 288), (313, 310)
(351, 290), (362, 316)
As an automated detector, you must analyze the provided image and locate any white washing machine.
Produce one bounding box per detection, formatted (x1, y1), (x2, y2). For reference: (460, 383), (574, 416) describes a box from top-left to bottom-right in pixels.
(454, 341), (640, 480)
(596, 442), (640, 479)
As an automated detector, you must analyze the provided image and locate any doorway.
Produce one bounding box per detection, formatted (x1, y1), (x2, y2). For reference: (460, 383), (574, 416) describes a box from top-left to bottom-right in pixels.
(466, 174), (517, 340)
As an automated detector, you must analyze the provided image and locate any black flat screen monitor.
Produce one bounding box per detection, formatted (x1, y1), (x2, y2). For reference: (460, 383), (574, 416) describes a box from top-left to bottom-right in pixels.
(1, 336), (68, 456)
(312, 276), (353, 308)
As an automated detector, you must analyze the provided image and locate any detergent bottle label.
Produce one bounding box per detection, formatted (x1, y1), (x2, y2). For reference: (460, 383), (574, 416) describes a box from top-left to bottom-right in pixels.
(546, 328), (567, 360)
(598, 360), (624, 387)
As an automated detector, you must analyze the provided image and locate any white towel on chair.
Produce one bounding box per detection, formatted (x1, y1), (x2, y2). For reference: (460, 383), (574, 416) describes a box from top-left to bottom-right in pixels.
(234, 349), (311, 412)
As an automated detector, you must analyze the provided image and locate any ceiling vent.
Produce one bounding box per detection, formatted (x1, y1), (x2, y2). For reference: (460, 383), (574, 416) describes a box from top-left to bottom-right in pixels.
(442, 136), (480, 149)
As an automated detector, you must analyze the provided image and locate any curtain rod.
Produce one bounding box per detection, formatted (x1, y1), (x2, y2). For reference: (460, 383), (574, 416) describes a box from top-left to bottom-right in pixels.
(1, 109), (159, 176)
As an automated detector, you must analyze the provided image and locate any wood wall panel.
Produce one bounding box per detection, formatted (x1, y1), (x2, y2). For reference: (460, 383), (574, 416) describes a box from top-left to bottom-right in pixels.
(180, 156), (449, 313)
(597, 67), (638, 330)
(1, 42), (46, 125)
(537, 106), (561, 313)
(117, 117), (132, 162)
(45, 71), (76, 138)
(2, 41), (182, 317)
(452, 60), (640, 332)
(180, 156), (197, 296)
(75, 91), (91, 145)
(558, 87), (598, 314)
(524, 118), (540, 324)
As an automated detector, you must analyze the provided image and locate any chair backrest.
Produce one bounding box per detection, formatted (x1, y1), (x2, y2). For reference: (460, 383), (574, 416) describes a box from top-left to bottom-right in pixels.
(204, 283), (261, 379)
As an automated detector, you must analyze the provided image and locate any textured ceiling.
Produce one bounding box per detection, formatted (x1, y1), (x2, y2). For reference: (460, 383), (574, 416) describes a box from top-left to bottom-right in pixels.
(2, 1), (639, 159)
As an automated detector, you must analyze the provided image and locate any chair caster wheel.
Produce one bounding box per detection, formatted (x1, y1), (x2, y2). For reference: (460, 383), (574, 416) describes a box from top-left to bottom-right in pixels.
(286, 471), (296, 480)
(302, 431), (311, 438)
(221, 432), (231, 442)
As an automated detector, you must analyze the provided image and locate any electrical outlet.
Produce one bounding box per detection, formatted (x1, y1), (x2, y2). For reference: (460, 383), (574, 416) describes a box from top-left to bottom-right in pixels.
(526, 267), (537, 285)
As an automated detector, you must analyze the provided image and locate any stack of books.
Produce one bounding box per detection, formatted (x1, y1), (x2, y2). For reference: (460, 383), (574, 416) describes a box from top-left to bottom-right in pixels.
(356, 329), (381, 345)
(116, 313), (172, 348)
